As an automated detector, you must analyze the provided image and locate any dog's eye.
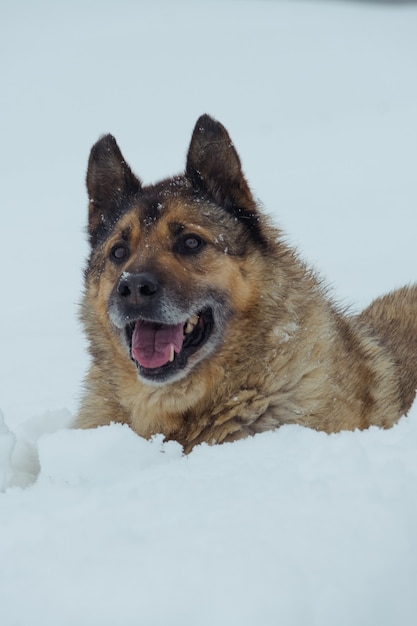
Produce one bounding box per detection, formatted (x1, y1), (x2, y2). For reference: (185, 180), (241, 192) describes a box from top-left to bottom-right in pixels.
(110, 243), (129, 263)
(177, 235), (205, 255)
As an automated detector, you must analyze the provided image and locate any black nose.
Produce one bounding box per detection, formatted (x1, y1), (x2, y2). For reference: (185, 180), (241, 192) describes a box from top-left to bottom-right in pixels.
(117, 272), (159, 300)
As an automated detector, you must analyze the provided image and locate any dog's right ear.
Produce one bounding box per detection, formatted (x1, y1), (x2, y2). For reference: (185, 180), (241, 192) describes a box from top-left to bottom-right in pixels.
(86, 134), (142, 245)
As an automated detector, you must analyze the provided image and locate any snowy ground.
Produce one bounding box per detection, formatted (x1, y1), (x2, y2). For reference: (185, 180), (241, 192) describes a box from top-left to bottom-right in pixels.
(1, 1), (417, 624)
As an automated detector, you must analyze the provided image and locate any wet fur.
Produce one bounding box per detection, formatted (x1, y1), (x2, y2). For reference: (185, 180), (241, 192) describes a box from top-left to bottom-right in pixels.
(76, 115), (417, 452)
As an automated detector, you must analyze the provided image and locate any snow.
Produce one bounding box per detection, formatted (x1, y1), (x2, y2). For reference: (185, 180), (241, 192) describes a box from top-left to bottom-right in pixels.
(1, 1), (417, 624)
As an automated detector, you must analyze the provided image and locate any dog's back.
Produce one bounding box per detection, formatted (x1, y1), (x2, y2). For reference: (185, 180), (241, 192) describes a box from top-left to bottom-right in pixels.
(359, 285), (417, 414)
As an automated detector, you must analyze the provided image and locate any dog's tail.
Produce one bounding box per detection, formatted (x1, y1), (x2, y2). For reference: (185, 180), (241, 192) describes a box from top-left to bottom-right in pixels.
(358, 285), (417, 415)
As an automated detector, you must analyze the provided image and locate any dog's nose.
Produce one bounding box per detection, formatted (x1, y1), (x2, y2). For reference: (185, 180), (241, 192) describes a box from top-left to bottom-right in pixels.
(117, 272), (159, 300)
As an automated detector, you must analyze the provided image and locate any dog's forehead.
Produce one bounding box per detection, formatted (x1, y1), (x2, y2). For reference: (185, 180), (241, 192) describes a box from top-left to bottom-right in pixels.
(125, 183), (233, 234)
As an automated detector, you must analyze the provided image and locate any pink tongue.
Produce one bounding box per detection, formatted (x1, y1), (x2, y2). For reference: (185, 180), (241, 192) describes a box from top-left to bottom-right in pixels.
(131, 320), (184, 369)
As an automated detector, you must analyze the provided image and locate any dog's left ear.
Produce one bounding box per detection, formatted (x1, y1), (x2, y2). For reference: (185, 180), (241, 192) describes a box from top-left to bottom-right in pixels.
(186, 114), (255, 212)
(86, 134), (142, 245)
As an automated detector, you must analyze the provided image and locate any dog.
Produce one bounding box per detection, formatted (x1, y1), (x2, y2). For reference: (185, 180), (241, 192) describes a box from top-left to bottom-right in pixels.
(76, 114), (417, 452)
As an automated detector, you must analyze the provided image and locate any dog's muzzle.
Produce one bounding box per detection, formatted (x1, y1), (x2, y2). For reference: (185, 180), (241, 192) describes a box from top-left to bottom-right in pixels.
(109, 271), (217, 384)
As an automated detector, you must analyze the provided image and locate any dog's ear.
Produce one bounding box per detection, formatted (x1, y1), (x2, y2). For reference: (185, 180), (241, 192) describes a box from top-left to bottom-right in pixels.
(86, 134), (141, 245)
(186, 114), (254, 212)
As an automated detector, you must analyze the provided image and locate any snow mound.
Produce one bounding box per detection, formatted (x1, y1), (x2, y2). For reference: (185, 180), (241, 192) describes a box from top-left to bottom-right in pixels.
(1, 406), (417, 625)
(8, 409), (73, 488)
(37, 423), (183, 487)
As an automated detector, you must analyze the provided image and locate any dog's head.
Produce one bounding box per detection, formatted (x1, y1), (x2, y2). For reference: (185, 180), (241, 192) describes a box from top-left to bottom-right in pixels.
(84, 115), (276, 385)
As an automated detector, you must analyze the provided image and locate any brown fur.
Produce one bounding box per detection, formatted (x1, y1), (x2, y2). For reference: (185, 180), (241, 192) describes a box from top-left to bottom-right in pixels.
(76, 115), (417, 452)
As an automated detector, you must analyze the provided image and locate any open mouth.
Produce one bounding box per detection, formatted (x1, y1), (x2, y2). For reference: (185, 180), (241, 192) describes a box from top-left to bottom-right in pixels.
(125, 309), (214, 382)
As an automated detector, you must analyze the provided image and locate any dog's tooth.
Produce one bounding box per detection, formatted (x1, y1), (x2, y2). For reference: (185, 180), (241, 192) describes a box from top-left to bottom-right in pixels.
(184, 314), (199, 335)
(168, 344), (175, 363)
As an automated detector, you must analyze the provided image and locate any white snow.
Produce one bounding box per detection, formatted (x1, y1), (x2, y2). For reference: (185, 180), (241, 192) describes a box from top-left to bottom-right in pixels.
(1, 1), (417, 624)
